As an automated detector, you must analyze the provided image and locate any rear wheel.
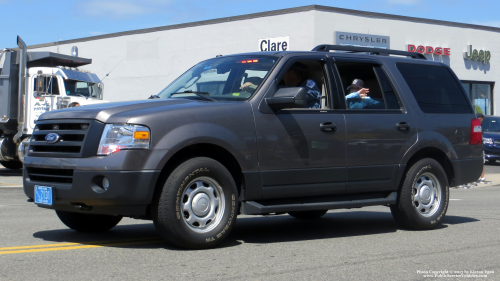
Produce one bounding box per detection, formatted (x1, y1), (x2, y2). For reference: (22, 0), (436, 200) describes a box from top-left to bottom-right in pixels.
(56, 210), (122, 232)
(0, 160), (23, 170)
(153, 157), (238, 249)
(288, 210), (328, 219)
(390, 158), (449, 230)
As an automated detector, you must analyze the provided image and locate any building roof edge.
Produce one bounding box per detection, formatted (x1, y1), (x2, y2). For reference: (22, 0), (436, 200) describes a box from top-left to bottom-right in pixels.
(25, 4), (500, 50)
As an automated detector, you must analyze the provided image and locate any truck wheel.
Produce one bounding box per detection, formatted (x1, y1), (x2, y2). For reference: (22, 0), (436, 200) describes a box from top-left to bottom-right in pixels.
(56, 210), (122, 232)
(153, 157), (238, 249)
(0, 160), (23, 170)
(390, 158), (449, 230)
(288, 210), (327, 219)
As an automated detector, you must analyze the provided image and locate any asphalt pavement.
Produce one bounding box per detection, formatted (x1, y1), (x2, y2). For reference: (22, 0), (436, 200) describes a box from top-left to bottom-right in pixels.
(0, 164), (499, 280)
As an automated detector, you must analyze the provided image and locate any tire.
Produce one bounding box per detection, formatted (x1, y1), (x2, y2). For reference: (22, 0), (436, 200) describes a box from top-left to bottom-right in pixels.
(56, 210), (122, 232)
(288, 210), (328, 219)
(488, 159), (496, 164)
(390, 158), (449, 230)
(0, 160), (23, 170)
(153, 157), (238, 249)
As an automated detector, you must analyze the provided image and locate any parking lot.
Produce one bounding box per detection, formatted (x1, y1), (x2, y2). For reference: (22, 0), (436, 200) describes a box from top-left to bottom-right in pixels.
(1, 165), (499, 280)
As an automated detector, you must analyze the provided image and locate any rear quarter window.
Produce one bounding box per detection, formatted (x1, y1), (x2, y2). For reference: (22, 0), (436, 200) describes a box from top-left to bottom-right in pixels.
(396, 63), (472, 113)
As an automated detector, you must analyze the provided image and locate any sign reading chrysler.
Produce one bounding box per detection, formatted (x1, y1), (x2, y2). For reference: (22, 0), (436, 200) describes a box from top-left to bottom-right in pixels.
(259, 36), (289, 51)
(335, 32), (390, 49)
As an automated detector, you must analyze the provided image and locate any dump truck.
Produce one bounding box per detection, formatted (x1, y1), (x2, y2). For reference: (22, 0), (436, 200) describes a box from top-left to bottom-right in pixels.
(0, 36), (107, 169)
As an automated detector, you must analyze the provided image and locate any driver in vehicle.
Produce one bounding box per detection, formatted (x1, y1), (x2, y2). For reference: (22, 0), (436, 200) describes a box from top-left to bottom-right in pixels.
(242, 62), (321, 108)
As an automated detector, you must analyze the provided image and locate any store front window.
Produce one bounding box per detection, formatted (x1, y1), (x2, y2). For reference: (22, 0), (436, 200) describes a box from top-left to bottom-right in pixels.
(461, 81), (494, 115)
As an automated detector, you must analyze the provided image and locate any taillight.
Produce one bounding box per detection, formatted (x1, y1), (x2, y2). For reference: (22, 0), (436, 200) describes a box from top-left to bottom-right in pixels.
(469, 118), (482, 145)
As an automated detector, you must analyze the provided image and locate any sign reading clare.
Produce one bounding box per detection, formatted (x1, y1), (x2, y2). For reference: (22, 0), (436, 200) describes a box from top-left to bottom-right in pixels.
(335, 32), (390, 49)
(258, 36), (289, 51)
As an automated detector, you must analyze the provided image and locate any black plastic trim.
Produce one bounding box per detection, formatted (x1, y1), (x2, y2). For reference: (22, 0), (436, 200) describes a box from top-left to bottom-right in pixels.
(241, 191), (397, 215)
(313, 45), (426, 59)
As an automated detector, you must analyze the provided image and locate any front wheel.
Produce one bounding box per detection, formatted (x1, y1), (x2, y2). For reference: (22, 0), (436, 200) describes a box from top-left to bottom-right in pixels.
(153, 157), (238, 249)
(56, 211), (122, 232)
(488, 159), (496, 164)
(390, 158), (449, 230)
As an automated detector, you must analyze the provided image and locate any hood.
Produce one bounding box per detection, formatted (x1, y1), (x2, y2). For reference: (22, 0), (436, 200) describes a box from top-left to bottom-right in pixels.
(38, 98), (204, 123)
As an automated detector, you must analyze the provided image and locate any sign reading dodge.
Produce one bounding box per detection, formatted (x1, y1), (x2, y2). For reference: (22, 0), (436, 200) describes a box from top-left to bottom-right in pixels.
(407, 45), (450, 56)
(259, 36), (289, 51)
(335, 32), (390, 49)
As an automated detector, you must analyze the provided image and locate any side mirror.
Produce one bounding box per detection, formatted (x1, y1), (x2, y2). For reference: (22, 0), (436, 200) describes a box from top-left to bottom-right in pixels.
(265, 87), (307, 110)
(35, 75), (44, 93)
(98, 83), (104, 100)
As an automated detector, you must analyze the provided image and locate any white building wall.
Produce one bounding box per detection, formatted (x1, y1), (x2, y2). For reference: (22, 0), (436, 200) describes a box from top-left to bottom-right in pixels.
(30, 8), (500, 114)
(32, 11), (315, 102)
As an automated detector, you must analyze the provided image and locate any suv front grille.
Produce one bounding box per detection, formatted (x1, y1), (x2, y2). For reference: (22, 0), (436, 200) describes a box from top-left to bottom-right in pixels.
(26, 167), (74, 183)
(28, 119), (105, 158)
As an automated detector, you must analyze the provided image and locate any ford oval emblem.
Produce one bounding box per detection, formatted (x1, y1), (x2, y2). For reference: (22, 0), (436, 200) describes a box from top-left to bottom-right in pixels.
(45, 133), (60, 144)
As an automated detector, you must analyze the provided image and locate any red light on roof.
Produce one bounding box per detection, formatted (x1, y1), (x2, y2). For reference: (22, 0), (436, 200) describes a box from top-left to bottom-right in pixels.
(240, 59), (259, 63)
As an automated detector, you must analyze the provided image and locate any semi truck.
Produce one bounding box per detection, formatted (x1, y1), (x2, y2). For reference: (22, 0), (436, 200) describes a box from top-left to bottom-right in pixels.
(0, 36), (107, 169)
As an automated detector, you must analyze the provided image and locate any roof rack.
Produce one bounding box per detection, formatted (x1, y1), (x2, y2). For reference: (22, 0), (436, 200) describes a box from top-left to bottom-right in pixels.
(311, 45), (426, 60)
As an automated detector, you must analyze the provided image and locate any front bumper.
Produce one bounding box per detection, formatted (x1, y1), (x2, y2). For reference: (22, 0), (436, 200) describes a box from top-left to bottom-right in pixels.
(484, 145), (500, 160)
(23, 151), (163, 216)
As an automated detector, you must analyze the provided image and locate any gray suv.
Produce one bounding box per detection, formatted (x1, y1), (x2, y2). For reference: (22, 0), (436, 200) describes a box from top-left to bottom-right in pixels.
(23, 45), (483, 249)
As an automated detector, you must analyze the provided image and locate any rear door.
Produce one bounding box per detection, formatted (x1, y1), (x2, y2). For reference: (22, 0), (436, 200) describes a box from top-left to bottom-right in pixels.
(332, 58), (417, 193)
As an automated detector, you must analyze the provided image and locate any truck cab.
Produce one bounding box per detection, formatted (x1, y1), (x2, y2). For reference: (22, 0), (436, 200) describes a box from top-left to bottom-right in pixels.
(27, 66), (106, 133)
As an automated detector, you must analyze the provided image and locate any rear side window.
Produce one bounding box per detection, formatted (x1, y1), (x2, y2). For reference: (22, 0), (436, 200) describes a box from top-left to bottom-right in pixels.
(335, 62), (401, 110)
(397, 63), (472, 113)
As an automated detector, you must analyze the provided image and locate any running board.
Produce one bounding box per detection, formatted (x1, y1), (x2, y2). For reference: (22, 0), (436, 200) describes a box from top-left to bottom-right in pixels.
(241, 192), (397, 215)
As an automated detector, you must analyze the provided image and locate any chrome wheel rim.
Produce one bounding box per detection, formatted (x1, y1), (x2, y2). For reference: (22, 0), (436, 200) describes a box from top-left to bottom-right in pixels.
(412, 172), (442, 217)
(181, 176), (225, 233)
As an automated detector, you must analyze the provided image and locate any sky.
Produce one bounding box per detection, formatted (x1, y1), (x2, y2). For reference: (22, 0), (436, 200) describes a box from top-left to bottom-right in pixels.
(1, 0), (499, 49)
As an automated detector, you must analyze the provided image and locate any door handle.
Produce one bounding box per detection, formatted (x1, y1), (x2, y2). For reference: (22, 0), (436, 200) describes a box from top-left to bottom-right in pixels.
(396, 122), (410, 131)
(320, 122), (337, 132)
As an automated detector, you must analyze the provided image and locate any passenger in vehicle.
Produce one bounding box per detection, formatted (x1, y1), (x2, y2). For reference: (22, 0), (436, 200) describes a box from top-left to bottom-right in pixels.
(240, 77), (263, 93)
(345, 79), (383, 109)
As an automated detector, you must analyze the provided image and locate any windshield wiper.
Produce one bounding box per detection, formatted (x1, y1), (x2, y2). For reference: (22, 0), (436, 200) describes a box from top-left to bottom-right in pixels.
(171, 91), (218, 102)
(148, 94), (160, 99)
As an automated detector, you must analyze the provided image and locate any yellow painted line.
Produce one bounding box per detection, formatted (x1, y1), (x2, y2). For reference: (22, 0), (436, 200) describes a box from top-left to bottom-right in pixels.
(0, 242), (80, 250)
(0, 237), (164, 255)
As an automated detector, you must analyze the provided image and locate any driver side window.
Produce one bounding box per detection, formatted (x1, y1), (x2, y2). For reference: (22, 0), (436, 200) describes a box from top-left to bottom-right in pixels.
(277, 59), (329, 110)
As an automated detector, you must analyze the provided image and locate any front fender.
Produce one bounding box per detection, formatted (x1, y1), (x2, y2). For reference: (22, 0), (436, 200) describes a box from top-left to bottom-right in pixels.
(154, 122), (257, 171)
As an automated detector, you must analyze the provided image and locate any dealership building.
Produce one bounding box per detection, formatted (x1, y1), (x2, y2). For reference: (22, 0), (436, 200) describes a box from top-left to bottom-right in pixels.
(13, 5), (500, 114)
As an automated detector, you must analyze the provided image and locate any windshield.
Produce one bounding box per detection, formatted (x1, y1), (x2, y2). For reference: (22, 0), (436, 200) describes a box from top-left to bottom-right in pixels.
(64, 79), (101, 99)
(482, 117), (500, 132)
(158, 55), (278, 101)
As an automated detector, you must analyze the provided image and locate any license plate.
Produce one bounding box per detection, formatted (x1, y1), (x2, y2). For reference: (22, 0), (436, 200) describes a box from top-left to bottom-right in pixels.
(34, 186), (53, 205)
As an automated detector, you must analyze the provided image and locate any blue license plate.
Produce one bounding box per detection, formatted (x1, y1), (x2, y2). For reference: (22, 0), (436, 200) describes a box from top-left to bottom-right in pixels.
(34, 186), (53, 205)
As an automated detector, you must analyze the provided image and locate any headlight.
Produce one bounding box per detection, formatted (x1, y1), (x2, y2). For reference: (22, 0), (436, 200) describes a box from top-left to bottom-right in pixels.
(483, 137), (493, 145)
(17, 138), (31, 163)
(97, 124), (150, 156)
